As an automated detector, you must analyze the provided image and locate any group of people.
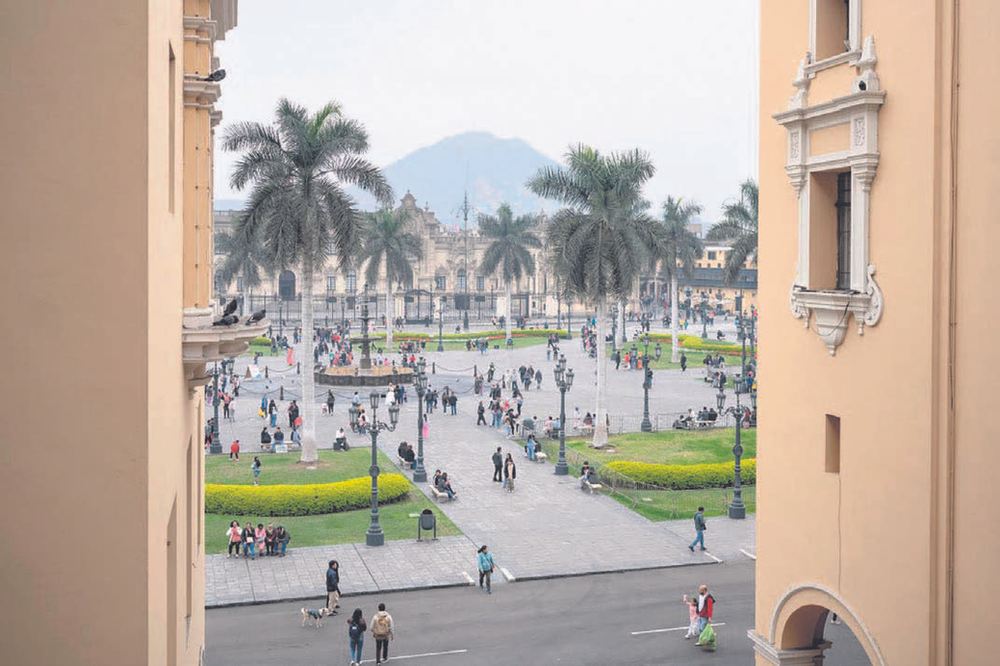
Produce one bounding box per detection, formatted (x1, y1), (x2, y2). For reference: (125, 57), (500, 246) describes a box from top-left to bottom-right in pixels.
(226, 520), (290, 558)
(431, 469), (457, 499)
(325, 561), (396, 666)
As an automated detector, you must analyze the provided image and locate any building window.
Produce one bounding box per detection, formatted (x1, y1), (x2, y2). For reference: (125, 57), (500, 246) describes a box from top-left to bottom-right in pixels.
(477, 276), (485, 292)
(346, 271), (356, 293)
(457, 270), (467, 292)
(236, 276), (244, 293)
(835, 172), (852, 290)
(326, 276), (336, 292)
(707, 251), (717, 260)
(811, 0), (859, 62)
(435, 275), (446, 291)
(825, 414), (841, 473)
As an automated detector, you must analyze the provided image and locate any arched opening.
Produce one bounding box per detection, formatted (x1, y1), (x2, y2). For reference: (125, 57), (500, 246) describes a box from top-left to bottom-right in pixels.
(278, 270), (296, 301)
(781, 605), (870, 665)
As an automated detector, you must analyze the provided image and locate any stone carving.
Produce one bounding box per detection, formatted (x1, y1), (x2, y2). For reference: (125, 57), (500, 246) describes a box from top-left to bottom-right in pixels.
(862, 264), (884, 329)
(853, 36), (880, 93)
(853, 117), (866, 147)
(789, 57), (810, 109)
(790, 132), (800, 160)
(789, 282), (809, 324)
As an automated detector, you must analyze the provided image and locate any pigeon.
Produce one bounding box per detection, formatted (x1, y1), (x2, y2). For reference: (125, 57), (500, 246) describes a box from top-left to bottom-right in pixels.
(245, 309), (266, 325)
(202, 68), (226, 82)
(222, 299), (238, 317)
(213, 314), (239, 326)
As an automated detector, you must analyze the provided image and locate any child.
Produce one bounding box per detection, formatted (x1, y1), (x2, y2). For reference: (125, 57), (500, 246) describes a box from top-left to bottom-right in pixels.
(683, 594), (699, 639)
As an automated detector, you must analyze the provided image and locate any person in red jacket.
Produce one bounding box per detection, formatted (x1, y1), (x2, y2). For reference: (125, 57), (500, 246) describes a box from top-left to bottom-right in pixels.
(229, 439), (240, 461)
(695, 584), (715, 642)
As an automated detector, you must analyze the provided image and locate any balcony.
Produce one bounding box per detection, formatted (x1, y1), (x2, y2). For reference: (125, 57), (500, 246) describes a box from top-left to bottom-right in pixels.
(182, 305), (268, 391)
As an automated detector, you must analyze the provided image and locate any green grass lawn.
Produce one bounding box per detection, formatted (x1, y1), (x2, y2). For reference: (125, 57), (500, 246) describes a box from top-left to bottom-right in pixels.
(534, 428), (756, 521)
(540, 427), (756, 467)
(606, 345), (753, 371)
(205, 449), (461, 553)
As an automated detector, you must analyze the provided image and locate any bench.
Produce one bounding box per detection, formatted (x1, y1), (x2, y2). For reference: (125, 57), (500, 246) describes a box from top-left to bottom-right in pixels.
(580, 478), (603, 494)
(576, 424), (595, 436)
(524, 451), (547, 463)
(429, 486), (454, 502)
(694, 420), (718, 429)
(397, 455), (409, 468)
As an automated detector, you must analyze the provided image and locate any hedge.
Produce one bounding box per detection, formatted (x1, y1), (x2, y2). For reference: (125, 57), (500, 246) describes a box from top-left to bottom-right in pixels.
(605, 460), (756, 490)
(250, 337), (272, 345)
(205, 475), (410, 517)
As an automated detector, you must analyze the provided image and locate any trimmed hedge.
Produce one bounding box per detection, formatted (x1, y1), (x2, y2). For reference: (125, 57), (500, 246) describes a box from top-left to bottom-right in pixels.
(605, 460), (756, 490)
(205, 474), (410, 517)
(250, 336), (272, 345)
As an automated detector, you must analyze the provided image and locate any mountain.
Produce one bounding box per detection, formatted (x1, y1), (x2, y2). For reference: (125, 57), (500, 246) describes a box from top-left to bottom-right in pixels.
(214, 132), (562, 221)
(353, 131), (561, 222)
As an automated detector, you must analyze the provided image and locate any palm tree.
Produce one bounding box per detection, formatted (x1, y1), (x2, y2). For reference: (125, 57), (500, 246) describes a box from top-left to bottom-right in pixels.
(215, 227), (268, 312)
(529, 144), (664, 448)
(707, 178), (758, 285)
(358, 207), (422, 349)
(477, 203), (542, 343)
(657, 196), (704, 363)
(223, 99), (393, 463)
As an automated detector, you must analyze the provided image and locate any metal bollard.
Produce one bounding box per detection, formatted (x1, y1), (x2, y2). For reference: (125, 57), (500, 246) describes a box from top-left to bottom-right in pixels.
(265, 366), (269, 379)
(474, 365), (478, 377)
(280, 385), (284, 401)
(297, 362), (301, 375)
(432, 362), (436, 374)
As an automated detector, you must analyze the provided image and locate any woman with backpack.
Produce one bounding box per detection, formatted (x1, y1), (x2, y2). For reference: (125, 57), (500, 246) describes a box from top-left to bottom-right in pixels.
(370, 603), (394, 665)
(346, 608), (367, 666)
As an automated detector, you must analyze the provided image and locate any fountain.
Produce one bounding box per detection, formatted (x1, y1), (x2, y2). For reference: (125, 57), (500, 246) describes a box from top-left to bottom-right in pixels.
(315, 285), (414, 387)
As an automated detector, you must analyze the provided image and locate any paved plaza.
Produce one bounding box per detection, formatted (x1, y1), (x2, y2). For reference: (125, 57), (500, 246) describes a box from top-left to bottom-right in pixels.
(205, 319), (756, 607)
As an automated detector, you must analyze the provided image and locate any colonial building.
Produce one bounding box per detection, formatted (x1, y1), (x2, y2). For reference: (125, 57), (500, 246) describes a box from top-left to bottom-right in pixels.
(754, 0), (998, 664)
(2, 2), (261, 664)
(216, 192), (757, 327)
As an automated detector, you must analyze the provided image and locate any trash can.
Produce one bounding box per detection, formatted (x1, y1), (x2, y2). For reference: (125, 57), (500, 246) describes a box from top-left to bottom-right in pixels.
(418, 508), (437, 541)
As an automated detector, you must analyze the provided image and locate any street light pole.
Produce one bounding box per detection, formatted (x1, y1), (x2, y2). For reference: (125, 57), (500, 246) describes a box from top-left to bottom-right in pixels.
(641, 336), (653, 432)
(701, 294), (709, 340)
(210, 362), (222, 454)
(553, 354), (574, 475)
(728, 293), (747, 519)
(413, 358), (428, 482)
(350, 391), (400, 546)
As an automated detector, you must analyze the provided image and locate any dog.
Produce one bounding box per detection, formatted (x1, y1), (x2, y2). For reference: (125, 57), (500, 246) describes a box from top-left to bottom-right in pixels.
(301, 607), (333, 627)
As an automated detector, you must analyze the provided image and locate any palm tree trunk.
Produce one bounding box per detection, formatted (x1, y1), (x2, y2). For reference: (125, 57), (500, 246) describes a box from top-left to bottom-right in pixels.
(592, 299), (609, 448)
(671, 274), (680, 363)
(300, 255), (318, 463)
(385, 277), (393, 350)
(505, 282), (512, 343)
(619, 299), (627, 346)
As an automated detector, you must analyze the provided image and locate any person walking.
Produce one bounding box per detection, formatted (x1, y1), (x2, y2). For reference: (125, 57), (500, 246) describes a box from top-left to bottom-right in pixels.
(680, 353), (688, 372)
(477, 401), (487, 426)
(477, 545), (496, 594)
(251, 456), (261, 485)
(689, 506), (707, 552)
(325, 560), (341, 613)
(346, 608), (367, 666)
(503, 453), (517, 492)
(370, 602), (394, 665)
(492, 447), (503, 483)
(694, 584), (715, 642)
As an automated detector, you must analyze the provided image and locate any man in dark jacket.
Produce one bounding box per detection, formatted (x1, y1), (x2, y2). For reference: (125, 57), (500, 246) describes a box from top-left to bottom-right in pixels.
(689, 507), (707, 552)
(326, 560), (341, 612)
(492, 447), (503, 482)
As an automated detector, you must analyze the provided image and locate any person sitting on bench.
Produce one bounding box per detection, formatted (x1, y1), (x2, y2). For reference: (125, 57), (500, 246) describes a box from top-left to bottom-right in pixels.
(543, 416), (555, 438)
(524, 434), (540, 460)
(402, 442), (416, 469)
(334, 427), (350, 451)
(435, 472), (456, 499)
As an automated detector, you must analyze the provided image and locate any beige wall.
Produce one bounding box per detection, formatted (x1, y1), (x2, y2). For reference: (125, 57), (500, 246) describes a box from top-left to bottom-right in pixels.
(757, 1), (1000, 664)
(1, 1), (226, 663)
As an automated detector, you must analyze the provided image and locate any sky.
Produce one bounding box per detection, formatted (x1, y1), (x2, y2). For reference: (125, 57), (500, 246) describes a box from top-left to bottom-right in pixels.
(214, 0), (759, 225)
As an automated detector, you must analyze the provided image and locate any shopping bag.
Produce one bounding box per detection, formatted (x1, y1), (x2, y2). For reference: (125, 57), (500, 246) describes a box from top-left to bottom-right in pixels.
(698, 622), (717, 650)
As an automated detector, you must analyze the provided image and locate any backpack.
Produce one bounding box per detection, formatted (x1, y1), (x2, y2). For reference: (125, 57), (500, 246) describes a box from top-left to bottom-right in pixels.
(372, 612), (391, 638)
(349, 620), (362, 640)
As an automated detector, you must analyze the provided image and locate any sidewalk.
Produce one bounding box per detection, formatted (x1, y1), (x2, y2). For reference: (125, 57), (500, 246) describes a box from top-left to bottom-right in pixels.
(205, 335), (756, 608)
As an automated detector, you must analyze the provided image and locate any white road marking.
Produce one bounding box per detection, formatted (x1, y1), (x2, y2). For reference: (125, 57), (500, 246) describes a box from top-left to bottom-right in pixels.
(704, 551), (723, 563)
(631, 622), (726, 636)
(360, 648), (468, 662)
(740, 549), (757, 560)
(461, 571), (475, 585)
(499, 566), (515, 582)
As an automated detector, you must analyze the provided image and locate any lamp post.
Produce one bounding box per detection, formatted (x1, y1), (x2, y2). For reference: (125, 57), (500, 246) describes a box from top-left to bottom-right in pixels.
(641, 334), (653, 432)
(552, 354), (574, 475)
(701, 293), (709, 340)
(437, 296), (445, 352)
(718, 292), (749, 519)
(413, 358), (428, 482)
(209, 362), (222, 454)
(565, 297), (572, 340)
(349, 391), (400, 546)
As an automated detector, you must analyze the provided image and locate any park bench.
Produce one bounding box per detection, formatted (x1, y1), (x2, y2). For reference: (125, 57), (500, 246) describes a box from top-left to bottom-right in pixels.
(429, 485), (454, 502)
(694, 419), (718, 429)
(397, 455), (409, 469)
(576, 424), (595, 436)
(580, 478), (603, 494)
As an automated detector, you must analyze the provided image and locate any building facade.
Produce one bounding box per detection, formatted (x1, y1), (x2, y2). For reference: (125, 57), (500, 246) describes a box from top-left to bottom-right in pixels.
(1, 2), (260, 664)
(755, 0), (999, 664)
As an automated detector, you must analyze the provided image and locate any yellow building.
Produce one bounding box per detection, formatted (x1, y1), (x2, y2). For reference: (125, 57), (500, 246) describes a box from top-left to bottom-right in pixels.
(755, 0), (999, 664)
(1, 2), (262, 664)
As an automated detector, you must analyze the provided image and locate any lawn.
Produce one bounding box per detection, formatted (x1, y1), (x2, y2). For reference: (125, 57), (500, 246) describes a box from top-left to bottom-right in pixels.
(606, 346), (754, 371)
(540, 427), (757, 468)
(205, 449), (461, 554)
(534, 428), (757, 521)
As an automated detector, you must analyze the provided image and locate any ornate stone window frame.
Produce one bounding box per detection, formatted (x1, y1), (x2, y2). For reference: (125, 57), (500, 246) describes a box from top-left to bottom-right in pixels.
(774, 36), (885, 355)
(808, 0), (862, 70)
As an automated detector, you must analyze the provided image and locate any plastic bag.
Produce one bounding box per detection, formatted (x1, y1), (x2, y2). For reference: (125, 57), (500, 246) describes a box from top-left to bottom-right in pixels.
(698, 622), (717, 650)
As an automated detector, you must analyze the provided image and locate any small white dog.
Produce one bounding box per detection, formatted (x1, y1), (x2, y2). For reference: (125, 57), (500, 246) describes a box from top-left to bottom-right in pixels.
(301, 607), (332, 627)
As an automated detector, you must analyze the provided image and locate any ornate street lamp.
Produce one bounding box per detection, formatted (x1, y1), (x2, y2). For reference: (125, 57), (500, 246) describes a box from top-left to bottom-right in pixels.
(701, 293), (709, 340)
(641, 350), (653, 433)
(552, 354), (574, 475)
(209, 362), (222, 454)
(717, 292), (751, 520)
(413, 358), (429, 482)
(349, 391), (400, 546)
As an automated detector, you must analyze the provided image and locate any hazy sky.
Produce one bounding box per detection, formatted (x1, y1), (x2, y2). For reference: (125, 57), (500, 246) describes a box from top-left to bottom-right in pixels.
(214, 0), (759, 224)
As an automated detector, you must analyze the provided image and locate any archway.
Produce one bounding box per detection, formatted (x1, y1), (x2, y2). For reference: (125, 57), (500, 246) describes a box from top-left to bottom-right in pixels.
(278, 270), (296, 301)
(752, 584), (885, 665)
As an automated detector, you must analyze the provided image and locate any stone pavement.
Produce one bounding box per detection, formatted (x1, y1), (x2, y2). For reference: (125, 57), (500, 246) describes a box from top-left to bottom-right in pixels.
(205, 323), (756, 608)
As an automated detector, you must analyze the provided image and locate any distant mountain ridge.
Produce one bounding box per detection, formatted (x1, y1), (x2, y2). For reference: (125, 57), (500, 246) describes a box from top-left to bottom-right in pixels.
(216, 132), (561, 222)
